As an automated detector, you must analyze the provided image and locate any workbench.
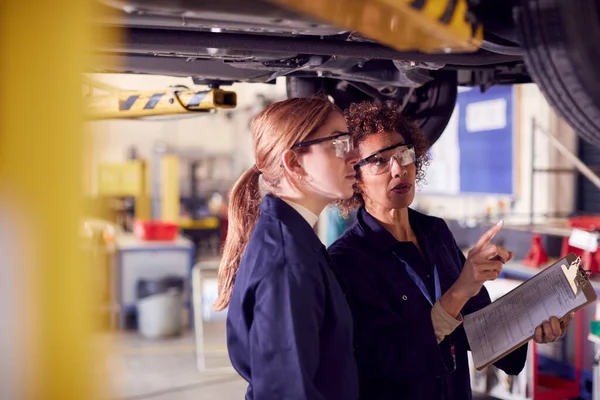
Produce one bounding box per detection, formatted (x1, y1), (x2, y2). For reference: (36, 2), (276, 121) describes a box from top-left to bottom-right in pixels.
(109, 234), (195, 330)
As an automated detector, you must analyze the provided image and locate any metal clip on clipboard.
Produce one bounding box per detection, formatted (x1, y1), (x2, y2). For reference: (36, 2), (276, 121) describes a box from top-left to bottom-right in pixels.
(561, 256), (593, 296)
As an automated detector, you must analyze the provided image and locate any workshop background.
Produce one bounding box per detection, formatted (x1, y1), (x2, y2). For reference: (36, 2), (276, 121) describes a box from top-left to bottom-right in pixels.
(77, 75), (600, 400)
(3, 2), (600, 400)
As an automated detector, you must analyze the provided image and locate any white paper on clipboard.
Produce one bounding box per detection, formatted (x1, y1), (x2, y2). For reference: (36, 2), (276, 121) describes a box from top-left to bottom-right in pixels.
(464, 256), (590, 370)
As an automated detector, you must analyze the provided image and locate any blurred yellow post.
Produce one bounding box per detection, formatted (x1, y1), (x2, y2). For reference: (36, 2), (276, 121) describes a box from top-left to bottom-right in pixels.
(136, 161), (152, 220)
(0, 1), (99, 400)
(161, 155), (180, 222)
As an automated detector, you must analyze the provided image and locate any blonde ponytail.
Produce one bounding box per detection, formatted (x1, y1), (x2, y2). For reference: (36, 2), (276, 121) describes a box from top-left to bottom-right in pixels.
(214, 166), (261, 311)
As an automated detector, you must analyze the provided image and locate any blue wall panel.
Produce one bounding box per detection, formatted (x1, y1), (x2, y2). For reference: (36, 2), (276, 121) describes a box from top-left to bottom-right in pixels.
(457, 86), (514, 195)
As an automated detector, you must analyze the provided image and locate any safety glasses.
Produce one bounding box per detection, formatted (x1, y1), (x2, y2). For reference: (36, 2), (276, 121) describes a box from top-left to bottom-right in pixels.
(291, 132), (353, 159)
(355, 143), (416, 176)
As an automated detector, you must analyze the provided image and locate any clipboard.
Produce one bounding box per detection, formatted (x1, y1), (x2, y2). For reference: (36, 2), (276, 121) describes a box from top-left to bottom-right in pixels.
(464, 252), (597, 371)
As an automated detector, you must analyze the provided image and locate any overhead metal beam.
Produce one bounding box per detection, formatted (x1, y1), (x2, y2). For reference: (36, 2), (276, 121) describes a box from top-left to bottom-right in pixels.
(100, 28), (522, 66)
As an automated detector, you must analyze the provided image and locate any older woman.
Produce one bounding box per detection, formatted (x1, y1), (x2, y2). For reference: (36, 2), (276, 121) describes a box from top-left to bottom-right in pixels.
(328, 101), (572, 400)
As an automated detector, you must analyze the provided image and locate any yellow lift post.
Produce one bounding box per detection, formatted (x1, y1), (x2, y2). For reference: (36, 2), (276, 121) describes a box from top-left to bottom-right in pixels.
(268, 0), (483, 54)
(1, 0), (100, 399)
(85, 87), (237, 120)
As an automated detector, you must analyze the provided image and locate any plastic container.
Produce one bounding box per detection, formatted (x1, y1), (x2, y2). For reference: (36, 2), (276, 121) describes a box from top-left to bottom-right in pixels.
(133, 220), (179, 241)
(136, 276), (185, 338)
(137, 276), (184, 300)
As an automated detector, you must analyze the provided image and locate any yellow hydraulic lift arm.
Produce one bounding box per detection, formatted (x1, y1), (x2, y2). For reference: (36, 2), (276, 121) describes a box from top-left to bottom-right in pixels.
(85, 87), (237, 120)
(268, 0), (483, 54)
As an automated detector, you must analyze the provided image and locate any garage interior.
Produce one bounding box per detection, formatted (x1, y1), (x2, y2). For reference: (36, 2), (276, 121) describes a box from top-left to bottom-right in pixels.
(2, 1), (600, 400)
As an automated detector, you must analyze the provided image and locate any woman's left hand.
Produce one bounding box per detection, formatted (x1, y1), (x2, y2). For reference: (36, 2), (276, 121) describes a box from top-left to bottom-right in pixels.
(533, 313), (574, 344)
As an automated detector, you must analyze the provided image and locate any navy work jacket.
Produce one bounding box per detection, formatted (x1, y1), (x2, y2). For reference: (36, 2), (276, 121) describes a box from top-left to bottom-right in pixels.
(227, 194), (359, 400)
(328, 207), (527, 400)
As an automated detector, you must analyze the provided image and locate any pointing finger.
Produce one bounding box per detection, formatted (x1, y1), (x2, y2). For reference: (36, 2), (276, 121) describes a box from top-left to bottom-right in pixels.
(472, 220), (504, 253)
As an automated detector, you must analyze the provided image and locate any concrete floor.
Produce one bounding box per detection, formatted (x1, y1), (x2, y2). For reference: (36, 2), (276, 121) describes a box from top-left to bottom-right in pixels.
(103, 331), (246, 400)
(102, 330), (496, 400)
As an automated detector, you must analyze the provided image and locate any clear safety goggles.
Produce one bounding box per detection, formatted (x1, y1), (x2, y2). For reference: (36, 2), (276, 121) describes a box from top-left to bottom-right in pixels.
(355, 143), (416, 176)
(291, 132), (353, 159)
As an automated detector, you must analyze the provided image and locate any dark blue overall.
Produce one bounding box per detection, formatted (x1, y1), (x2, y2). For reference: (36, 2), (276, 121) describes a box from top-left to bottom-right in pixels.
(328, 207), (527, 400)
(227, 194), (359, 400)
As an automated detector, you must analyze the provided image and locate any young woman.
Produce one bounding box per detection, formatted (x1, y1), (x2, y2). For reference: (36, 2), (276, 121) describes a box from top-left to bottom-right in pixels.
(214, 97), (360, 400)
(328, 101), (571, 400)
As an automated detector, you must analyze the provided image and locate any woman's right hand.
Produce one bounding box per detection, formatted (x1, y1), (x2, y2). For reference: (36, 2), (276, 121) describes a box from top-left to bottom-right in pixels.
(453, 220), (512, 298)
(439, 221), (513, 319)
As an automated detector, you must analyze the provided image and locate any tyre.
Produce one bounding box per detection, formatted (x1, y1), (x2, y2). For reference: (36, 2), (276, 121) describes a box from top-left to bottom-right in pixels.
(286, 72), (458, 148)
(516, 0), (600, 148)
(402, 70), (458, 148)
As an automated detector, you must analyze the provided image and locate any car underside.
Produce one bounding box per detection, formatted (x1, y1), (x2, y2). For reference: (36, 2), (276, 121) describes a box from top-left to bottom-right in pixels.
(94, 0), (600, 148)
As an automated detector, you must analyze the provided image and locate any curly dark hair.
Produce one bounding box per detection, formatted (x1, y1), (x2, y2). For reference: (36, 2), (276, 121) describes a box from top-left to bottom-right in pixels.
(335, 101), (430, 217)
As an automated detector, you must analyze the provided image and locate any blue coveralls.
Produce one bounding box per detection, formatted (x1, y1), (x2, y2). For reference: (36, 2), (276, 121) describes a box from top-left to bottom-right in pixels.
(328, 207), (527, 400)
(227, 194), (359, 400)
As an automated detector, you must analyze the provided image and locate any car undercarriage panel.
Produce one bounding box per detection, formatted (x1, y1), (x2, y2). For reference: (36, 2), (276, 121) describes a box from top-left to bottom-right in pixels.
(99, 0), (348, 36)
(93, 54), (274, 82)
(96, 0), (530, 94)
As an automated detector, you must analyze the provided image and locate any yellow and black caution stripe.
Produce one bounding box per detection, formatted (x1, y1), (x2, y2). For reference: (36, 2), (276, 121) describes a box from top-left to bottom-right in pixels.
(410, 0), (427, 10)
(86, 87), (237, 120)
(410, 0), (482, 41)
(439, 0), (458, 24)
(268, 0), (483, 53)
